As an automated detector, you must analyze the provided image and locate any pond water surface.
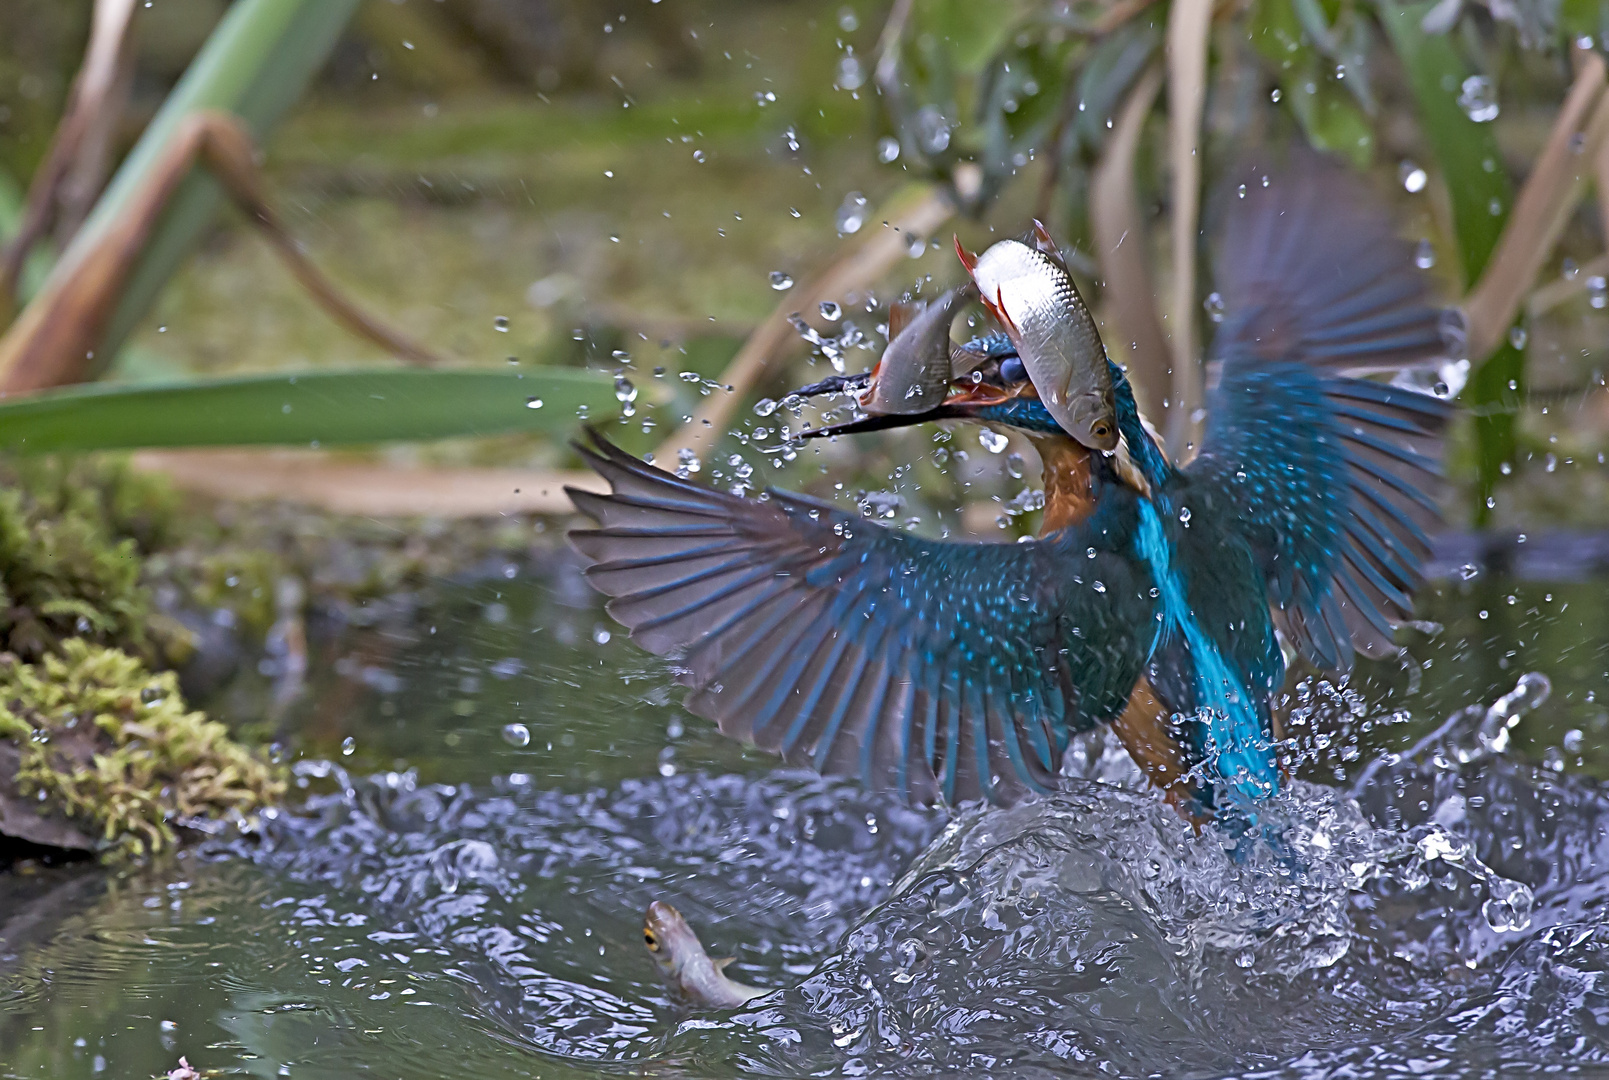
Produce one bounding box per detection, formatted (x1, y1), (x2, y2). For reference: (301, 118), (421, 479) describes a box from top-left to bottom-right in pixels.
(2, 548), (1608, 1078)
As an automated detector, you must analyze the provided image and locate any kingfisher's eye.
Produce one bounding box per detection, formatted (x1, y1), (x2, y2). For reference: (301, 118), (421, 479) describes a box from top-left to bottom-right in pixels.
(999, 355), (1026, 383)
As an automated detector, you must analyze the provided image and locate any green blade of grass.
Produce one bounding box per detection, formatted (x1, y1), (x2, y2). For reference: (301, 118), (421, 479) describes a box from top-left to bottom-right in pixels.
(0, 369), (615, 452)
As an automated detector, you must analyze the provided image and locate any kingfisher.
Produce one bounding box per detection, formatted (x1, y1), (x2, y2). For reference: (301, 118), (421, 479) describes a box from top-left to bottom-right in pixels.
(567, 157), (1458, 823)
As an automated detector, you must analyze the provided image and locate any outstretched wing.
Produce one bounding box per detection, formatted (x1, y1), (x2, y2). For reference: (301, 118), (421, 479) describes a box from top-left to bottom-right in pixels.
(1191, 156), (1457, 672)
(567, 434), (1154, 806)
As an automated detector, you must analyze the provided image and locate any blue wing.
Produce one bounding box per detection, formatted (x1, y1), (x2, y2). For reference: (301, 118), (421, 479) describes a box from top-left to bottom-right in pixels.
(567, 434), (1155, 807)
(1191, 156), (1457, 673)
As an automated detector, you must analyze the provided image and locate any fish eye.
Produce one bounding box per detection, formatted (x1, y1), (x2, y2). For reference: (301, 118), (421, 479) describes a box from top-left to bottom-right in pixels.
(644, 929), (659, 951)
(1093, 422), (1111, 437)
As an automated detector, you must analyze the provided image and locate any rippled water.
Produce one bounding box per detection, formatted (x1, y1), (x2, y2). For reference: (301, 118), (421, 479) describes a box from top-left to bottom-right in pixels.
(2, 556), (1608, 1078)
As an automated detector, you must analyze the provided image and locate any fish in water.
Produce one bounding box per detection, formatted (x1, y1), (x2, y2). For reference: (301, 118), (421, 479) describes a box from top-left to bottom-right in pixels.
(642, 900), (766, 1009)
(957, 225), (1117, 451)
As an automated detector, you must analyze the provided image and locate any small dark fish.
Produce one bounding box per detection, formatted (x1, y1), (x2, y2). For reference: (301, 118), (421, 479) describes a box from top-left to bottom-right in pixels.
(860, 281), (976, 415)
(958, 228), (1117, 450)
(643, 900), (766, 1009)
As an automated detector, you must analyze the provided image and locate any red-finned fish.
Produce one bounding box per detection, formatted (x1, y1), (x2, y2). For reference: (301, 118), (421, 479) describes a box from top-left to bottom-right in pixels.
(643, 900), (766, 1009)
(957, 227), (1117, 450)
(860, 281), (977, 415)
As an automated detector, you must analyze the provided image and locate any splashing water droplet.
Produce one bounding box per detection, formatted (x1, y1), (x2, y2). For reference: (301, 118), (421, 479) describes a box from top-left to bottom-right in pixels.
(1483, 877), (1534, 932)
(915, 106), (950, 154)
(502, 723), (531, 748)
(836, 192), (868, 235)
(614, 376), (638, 403)
(754, 397), (778, 417)
(1400, 161), (1427, 193)
(1415, 240), (1436, 269)
(837, 54), (865, 91)
(877, 136), (900, 164)
(341, 737), (356, 757)
(494, 315), (510, 332)
(979, 429), (1008, 454)
(770, 270), (794, 291)
(525, 397), (543, 409)
(1508, 325), (1528, 350)
(820, 300), (843, 322)
(1477, 672), (1552, 755)
(1458, 75), (1499, 122)
(1203, 292), (1226, 323)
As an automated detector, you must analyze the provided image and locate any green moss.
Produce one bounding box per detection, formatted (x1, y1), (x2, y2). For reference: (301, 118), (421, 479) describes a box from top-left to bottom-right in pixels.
(0, 639), (285, 861)
(0, 456), (188, 664)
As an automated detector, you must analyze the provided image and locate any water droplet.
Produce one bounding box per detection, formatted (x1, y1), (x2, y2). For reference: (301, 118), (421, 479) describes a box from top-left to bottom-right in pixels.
(341, 737), (356, 757)
(1092, 580), (1106, 593)
(979, 428), (1008, 453)
(1270, 87), (1282, 102)
(754, 397), (778, 417)
(1006, 453), (1024, 479)
(836, 191), (868, 235)
(836, 54), (865, 91)
(769, 270), (794, 291)
(1508, 325), (1528, 350)
(1458, 562), (1480, 581)
(1482, 877), (1533, 932)
(614, 376), (638, 403)
(1178, 506), (1192, 526)
(1415, 239), (1436, 269)
(838, 5), (859, 31)
(592, 626), (613, 645)
(1399, 161), (1427, 193)
(494, 315), (510, 332)
(820, 300), (843, 322)
(1458, 75), (1499, 122)
(502, 723), (531, 748)
(525, 397), (543, 409)
(677, 448), (702, 475)
(877, 136), (901, 164)
(914, 106), (950, 154)
(1203, 292), (1226, 323)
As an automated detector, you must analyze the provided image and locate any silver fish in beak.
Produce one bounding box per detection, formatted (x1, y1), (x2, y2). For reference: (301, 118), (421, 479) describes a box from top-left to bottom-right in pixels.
(957, 226), (1117, 451)
(860, 281), (977, 415)
(643, 900), (766, 1009)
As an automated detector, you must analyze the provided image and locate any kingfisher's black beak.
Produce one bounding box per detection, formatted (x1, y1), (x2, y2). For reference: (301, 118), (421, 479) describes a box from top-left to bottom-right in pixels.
(798, 380), (1014, 440)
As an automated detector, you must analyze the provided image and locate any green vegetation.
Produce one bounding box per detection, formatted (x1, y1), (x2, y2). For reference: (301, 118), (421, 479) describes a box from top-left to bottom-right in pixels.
(0, 638), (284, 860)
(0, 456), (184, 665)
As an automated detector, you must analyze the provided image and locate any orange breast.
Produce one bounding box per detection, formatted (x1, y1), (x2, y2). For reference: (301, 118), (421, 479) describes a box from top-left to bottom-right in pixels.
(1031, 435), (1096, 534)
(1029, 432), (1203, 820)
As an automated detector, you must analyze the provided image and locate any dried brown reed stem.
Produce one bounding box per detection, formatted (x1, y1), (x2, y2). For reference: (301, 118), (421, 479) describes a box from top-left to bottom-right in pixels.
(131, 449), (605, 518)
(1091, 62), (1169, 425)
(1164, 0), (1212, 458)
(1463, 47), (1609, 361)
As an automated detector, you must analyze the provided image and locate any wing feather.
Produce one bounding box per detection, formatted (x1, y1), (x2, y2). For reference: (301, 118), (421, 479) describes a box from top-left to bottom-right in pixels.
(568, 432), (1153, 806)
(1194, 156), (1455, 673)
